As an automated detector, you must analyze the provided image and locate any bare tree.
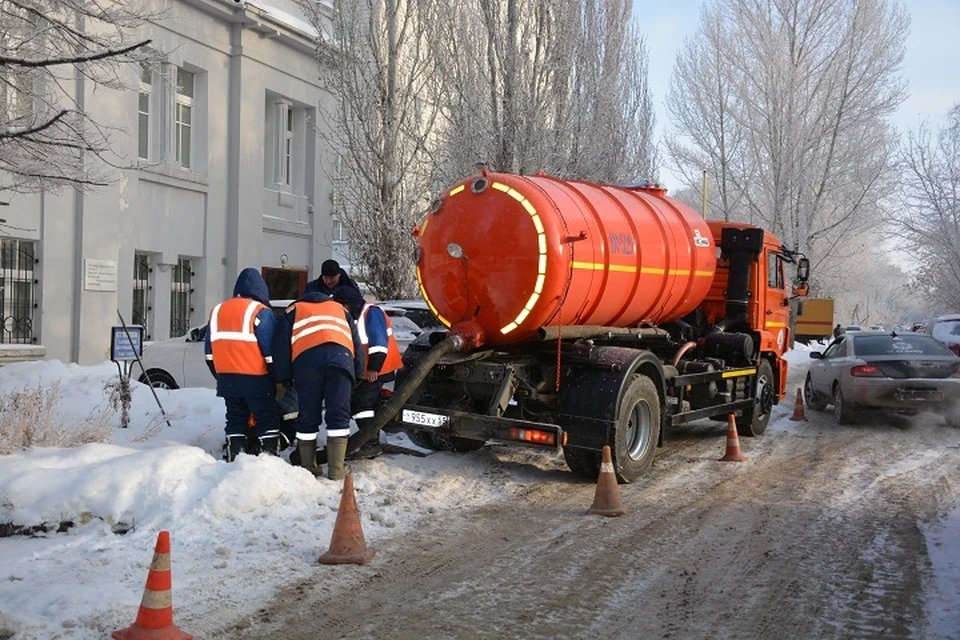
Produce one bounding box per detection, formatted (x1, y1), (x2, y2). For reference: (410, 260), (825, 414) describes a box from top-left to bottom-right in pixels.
(0, 0), (153, 194)
(889, 105), (960, 311)
(433, 0), (656, 185)
(666, 0), (908, 285)
(303, 0), (443, 298)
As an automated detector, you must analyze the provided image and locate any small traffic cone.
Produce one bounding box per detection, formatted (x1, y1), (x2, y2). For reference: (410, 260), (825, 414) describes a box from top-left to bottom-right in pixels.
(586, 445), (626, 517)
(789, 387), (807, 421)
(719, 413), (747, 462)
(112, 531), (192, 640)
(318, 473), (376, 565)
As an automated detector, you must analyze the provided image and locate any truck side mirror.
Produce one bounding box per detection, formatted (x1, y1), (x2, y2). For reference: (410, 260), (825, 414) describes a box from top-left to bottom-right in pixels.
(797, 257), (810, 282)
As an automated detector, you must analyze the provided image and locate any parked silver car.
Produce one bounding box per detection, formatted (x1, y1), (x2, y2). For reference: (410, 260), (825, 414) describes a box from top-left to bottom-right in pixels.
(137, 301), (423, 390)
(804, 331), (960, 425)
(927, 313), (960, 356)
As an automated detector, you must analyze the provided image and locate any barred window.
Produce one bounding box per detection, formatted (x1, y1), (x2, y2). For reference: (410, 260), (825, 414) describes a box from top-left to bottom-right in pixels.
(132, 253), (152, 339)
(170, 258), (193, 338)
(0, 239), (36, 344)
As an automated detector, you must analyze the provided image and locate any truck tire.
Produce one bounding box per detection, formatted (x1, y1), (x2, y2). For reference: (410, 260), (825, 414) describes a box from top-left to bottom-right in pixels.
(739, 359), (774, 436)
(407, 429), (484, 453)
(562, 447), (600, 479)
(612, 375), (660, 483)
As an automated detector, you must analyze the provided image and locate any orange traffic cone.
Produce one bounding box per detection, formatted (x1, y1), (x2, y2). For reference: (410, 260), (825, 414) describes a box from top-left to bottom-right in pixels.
(318, 473), (376, 565)
(789, 387), (807, 421)
(112, 531), (192, 640)
(586, 445), (626, 517)
(719, 414), (747, 462)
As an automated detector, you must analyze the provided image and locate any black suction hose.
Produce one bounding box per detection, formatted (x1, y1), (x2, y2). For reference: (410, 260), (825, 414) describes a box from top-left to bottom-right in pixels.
(347, 333), (464, 454)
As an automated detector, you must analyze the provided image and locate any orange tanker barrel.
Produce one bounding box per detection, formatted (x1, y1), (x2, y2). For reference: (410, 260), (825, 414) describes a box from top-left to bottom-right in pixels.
(415, 170), (717, 348)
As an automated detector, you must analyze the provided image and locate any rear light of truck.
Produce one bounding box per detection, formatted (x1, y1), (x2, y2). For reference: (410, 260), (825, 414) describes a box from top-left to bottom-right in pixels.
(510, 427), (558, 446)
(850, 364), (882, 377)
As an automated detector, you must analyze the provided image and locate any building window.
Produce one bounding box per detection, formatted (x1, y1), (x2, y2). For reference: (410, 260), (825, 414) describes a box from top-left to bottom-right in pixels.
(0, 239), (36, 344)
(274, 101), (293, 186)
(138, 63), (152, 160)
(332, 216), (348, 245)
(175, 68), (193, 169)
(132, 253), (152, 339)
(170, 258), (193, 338)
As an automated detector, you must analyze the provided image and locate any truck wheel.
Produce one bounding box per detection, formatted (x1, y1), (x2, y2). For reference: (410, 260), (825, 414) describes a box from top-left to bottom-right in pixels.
(562, 447), (600, 479)
(611, 375), (660, 484)
(804, 373), (828, 411)
(739, 359), (774, 436)
(407, 430), (484, 453)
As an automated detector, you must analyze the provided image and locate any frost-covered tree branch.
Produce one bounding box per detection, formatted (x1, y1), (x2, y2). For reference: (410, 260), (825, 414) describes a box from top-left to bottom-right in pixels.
(0, 0), (158, 194)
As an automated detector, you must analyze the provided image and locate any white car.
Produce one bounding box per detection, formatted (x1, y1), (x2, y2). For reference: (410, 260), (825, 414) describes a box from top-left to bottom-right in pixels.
(137, 301), (423, 390)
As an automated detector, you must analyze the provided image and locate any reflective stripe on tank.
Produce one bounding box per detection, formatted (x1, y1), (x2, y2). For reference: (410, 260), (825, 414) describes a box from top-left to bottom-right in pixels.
(571, 261), (714, 277)
(493, 181), (547, 336)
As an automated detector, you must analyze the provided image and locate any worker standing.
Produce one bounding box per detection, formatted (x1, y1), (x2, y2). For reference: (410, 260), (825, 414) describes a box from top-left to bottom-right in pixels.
(273, 289), (365, 480)
(335, 288), (403, 459)
(205, 268), (283, 461)
(304, 258), (362, 298)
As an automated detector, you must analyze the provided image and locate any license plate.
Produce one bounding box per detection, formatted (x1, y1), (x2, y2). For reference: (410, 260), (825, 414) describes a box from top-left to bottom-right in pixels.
(896, 390), (943, 402)
(402, 409), (449, 427)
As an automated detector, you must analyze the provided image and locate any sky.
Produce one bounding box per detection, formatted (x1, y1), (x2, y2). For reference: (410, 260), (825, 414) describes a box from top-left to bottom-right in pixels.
(0, 348), (958, 638)
(637, 0), (960, 191)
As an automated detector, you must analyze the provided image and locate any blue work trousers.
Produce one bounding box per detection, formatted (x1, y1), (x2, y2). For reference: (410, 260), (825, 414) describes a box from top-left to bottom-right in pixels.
(224, 395), (280, 440)
(294, 366), (353, 440)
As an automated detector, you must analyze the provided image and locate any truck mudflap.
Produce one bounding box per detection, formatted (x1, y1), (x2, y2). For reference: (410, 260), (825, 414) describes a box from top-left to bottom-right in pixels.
(395, 404), (564, 452)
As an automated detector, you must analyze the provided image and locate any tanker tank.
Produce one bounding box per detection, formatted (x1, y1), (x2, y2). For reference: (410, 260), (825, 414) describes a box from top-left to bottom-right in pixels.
(414, 170), (717, 348)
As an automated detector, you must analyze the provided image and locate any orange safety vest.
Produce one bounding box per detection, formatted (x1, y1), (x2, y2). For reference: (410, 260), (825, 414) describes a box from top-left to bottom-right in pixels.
(358, 304), (403, 375)
(209, 298), (270, 375)
(290, 299), (355, 361)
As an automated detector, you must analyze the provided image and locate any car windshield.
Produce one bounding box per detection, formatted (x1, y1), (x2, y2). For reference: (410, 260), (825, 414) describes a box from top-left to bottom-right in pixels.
(853, 334), (953, 357)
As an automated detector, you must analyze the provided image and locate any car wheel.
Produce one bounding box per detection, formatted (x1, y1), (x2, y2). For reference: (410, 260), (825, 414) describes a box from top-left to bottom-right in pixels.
(833, 383), (854, 425)
(138, 368), (179, 390)
(804, 373), (828, 411)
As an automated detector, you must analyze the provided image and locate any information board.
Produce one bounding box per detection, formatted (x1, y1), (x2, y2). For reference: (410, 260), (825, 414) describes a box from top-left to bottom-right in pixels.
(111, 325), (143, 362)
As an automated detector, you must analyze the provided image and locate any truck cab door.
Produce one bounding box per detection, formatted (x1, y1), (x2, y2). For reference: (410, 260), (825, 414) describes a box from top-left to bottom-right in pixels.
(762, 251), (790, 355)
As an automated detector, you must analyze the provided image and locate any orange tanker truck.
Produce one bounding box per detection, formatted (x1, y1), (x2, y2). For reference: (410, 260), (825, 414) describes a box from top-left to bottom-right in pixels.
(351, 169), (810, 483)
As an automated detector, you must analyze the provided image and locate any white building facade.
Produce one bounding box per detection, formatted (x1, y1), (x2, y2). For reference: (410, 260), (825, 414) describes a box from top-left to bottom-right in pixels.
(0, 0), (340, 365)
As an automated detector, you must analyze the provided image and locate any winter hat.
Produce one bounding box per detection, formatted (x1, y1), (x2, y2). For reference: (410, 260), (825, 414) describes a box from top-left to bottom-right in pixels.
(333, 286), (365, 318)
(321, 259), (341, 277)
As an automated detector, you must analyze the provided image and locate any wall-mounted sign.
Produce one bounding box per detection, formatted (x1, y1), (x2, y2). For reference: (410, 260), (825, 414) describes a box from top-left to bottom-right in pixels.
(84, 258), (118, 292)
(111, 325), (143, 362)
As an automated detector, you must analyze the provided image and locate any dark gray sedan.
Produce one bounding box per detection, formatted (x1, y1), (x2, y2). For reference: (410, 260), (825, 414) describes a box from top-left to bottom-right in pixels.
(804, 331), (960, 425)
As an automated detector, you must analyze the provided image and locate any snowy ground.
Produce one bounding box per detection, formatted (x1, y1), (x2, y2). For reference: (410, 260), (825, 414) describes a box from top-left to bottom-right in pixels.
(0, 345), (957, 639)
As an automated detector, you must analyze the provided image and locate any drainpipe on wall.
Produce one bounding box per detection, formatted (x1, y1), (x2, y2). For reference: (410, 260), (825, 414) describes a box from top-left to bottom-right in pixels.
(71, 8), (86, 363)
(225, 19), (243, 295)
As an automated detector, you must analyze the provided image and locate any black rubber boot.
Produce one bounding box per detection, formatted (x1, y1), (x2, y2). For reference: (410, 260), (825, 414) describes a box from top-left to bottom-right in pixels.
(224, 435), (245, 462)
(296, 440), (323, 477)
(259, 435), (280, 456)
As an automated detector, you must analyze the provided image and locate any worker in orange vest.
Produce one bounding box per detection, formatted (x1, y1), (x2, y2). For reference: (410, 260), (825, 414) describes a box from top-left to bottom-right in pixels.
(204, 268), (283, 461)
(273, 287), (364, 480)
(334, 288), (402, 460)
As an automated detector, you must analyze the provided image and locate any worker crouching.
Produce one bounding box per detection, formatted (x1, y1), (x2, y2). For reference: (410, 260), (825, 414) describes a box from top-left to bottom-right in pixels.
(273, 288), (365, 480)
(205, 268), (284, 461)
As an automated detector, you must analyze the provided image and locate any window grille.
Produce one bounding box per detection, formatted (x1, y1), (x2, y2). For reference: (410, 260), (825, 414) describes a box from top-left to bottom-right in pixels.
(132, 253), (152, 339)
(0, 239), (36, 344)
(170, 258), (193, 338)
